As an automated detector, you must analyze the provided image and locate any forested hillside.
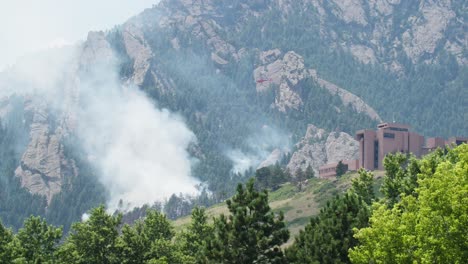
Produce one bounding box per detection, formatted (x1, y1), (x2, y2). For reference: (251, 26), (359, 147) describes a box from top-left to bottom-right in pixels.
(0, 0), (466, 230)
(1, 144), (466, 263)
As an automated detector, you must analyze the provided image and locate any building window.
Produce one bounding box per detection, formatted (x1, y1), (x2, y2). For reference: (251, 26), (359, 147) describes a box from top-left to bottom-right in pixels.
(384, 132), (395, 139)
(389, 127), (408, 132)
(374, 140), (379, 169)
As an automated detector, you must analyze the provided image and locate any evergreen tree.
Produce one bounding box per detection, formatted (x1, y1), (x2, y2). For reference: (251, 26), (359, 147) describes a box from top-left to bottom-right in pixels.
(335, 160), (348, 177)
(380, 152), (422, 207)
(381, 152), (408, 207)
(305, 165), (315, 179)
(206, 179), (289, 263)
(287, 193), (370, 264)
(255, 167), (272, 190)
(294, 168), (307, 191)
(351, 169), (375, 205)
(178, 207), (213, 263)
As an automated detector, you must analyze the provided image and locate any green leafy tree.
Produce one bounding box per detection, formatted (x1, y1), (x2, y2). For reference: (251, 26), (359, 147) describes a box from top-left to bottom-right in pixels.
(206, 179), (289, 263)
(349, 144), (468, 263)
(287, 193), (370, 264)
(117, 210), (191, 263)
(58, 205), (121, 264)
(16, 216), (62, 263)
(0, 221), (20, 263)
(351, 169), (375, 205)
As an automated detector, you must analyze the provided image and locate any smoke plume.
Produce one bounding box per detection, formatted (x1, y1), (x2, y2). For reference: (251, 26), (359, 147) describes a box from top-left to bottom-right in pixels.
(227, 125), (290, 173)
(0, 37), (199, 211)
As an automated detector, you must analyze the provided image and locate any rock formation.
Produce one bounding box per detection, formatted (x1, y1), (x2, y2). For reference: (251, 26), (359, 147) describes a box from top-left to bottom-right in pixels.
(287, 125), (359, 176)
(254, 50), (382, 121)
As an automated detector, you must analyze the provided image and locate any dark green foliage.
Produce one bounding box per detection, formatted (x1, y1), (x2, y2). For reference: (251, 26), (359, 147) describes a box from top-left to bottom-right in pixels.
(351, 169), (375, 205)
(164, 194), (193, 220)
(381, 152), (421, 207)
(335, 160), (348, 177)
(58, 205), (122, 264)
(46, 138), (108, 233)
(178, 207), (213, 263)
(0, 221), (18, 263)
(305, 165), (315, 179)
(286, 193), (370, 264)
(255, 164), (289, 191)
(16, 216), (63, 263)
(206, 179), (289, 263)
(117, 210), (191, 263)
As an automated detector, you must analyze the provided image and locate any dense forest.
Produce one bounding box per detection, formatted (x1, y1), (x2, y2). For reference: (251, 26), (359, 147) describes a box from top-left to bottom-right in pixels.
(1, 144), (466, 263)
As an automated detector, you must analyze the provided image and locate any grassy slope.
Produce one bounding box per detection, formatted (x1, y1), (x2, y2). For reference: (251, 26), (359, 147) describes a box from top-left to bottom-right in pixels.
(173, 171), (385, 245)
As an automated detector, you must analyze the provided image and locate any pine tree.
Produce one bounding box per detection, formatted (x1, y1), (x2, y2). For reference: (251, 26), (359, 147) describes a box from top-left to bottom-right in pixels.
(351, 169), (375, 205)
(305, 165), (315, 179)
(335, 160), (348, 177)
(295, 168), (306, 191)
(178, 207), (212, 263)
(206, 179), (289, 263)
(287, 193), (370, 264)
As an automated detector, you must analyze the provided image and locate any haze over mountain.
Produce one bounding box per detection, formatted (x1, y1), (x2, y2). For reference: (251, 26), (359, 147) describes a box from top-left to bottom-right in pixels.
(0, 0), (466, 230)
(0, 0), (157, 70)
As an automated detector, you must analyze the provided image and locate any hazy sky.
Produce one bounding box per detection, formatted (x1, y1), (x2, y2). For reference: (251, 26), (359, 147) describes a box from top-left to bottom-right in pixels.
(0, 0), (159, 71)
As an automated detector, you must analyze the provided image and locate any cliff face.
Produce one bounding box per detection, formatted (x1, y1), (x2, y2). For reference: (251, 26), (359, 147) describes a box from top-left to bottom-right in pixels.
(286, 125), (359, 176)
(254, 50), (381, 121)
(300, 0), (466, 69)
(14, 99), (76, 203)
(6, 32), (120, 203)
(0, 0), (465, 205)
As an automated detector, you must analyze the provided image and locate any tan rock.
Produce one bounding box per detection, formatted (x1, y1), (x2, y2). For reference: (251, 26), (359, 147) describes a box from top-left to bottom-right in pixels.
(122, 23), (153, 86)
(287, 125), (359, 176)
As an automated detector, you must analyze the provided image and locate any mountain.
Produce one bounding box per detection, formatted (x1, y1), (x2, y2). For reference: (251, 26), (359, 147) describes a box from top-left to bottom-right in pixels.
(0, 0), (466, 229)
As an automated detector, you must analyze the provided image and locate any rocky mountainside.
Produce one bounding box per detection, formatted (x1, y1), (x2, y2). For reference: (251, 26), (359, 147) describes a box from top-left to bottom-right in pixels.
(0, 0), (466, 228)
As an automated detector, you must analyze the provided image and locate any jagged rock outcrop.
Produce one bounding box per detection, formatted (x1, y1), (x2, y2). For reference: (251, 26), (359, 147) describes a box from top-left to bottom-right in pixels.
(158, 0), (242, 65)
(254, 50), (382, 121)
(287, 125), (327, 175)
(14, 98), (77, 204)
(325, 132), (359, 163)
(121, 22), (153, 86)
(12, 32), (115, 204)
(331, 0), (368, 26)
(287, 125), (359, 176)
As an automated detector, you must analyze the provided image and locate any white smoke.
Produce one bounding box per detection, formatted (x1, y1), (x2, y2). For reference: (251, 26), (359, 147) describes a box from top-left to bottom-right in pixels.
(227, 125), (290, 173)
(0, 37), (199, 211)
(78, 84), (198, 210)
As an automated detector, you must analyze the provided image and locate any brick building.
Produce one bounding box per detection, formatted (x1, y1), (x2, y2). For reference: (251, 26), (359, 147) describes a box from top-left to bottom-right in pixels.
(318, 122), (467, 177)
